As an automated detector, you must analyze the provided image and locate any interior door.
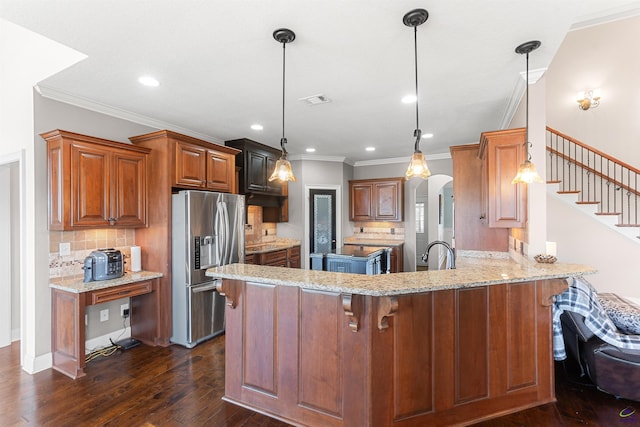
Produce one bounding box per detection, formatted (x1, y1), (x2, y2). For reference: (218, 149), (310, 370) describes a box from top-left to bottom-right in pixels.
(309, 189), (336, 254)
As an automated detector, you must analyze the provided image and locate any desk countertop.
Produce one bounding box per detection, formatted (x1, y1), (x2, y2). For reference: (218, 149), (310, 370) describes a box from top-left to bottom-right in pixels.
(49, 271), (164, 293)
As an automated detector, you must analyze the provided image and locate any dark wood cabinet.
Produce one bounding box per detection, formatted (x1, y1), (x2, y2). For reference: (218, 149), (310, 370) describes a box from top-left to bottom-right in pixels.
(225, 138), (283, 195)
(42, 129), (150, 230)
(225, 138), (288, 222)
(478, 128), (527, 228)
(349, 177), (404, 222)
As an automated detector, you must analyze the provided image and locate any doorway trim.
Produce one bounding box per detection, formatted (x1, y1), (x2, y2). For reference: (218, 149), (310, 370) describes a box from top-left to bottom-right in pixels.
(304, 185), (342, 270)
(0, 150), (25, 358)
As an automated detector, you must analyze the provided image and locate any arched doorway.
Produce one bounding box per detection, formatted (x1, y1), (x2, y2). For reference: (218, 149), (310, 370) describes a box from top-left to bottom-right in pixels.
(415, 175), (453, 270)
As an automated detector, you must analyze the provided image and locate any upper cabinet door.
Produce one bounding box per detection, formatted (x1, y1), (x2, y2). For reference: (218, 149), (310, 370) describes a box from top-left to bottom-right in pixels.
(349, 178), (404, 222)
(112, 150), (147, 227)
(175, 141), (206, 188)
(70, 142), (111, 227)
(374, 180), (403, 221)
(42, 129), (150, 230)
(350, 182), (374, 221)
(206, 149), (234, 193)
(479, 128), (527, 228)
(247, 149), (268, 192)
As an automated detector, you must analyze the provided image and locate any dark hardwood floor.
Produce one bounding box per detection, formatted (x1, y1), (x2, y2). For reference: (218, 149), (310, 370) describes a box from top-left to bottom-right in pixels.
(1, 336), (638, 426)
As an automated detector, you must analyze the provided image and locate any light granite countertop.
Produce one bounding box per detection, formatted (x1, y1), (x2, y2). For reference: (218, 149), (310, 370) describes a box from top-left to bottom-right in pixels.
(206, 257), (596, 296)
(49, 271), (164, 293)
(246, 239), (301, 255)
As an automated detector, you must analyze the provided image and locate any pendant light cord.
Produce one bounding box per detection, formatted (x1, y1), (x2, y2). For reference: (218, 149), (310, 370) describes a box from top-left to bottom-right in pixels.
(525, 51), (530, 161)
(281, 41), (288, 154)
(413, 25), (422, 152)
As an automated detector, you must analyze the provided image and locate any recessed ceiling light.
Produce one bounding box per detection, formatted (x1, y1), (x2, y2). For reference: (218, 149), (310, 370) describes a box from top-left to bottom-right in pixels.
(138, 76), (159, 87)
(365, 147), (375, 152)
(401, 95), (416, 104)
(251, 124), (263, 131)
(306, 148), (316, 153)
(422, 133), (434, 139)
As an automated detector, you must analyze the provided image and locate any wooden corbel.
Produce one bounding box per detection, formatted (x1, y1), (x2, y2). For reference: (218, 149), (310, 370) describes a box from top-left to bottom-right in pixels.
(342, 294), (360, 332)
(216, 279), (238, 309)
(540, 278), (570, 307)
(377, 296), (398, 331)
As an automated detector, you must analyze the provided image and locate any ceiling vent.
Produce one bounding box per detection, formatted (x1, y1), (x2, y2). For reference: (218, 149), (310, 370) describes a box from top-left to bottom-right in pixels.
(299, 94), (331, 106)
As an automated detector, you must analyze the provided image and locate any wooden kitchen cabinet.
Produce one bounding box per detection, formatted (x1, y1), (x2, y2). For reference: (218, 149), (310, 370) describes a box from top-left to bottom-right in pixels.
(225, 138), (288, 222)
(175, 138), (236, 192)
(225, 138), (283, 195)
(128, 129), (240, 347)
(349, 177), (404, 222)
(450, 144), (508, 252)
(42, 129), (150, 230)
(245, 245), (301, 268)
(478, 128), (527, 228)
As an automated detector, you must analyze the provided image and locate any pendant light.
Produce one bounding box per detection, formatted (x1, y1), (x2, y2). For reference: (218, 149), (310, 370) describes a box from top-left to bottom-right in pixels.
(268, 28), (296, 182)
(512, 40), (543, 184)
(403, 9), (431, 180)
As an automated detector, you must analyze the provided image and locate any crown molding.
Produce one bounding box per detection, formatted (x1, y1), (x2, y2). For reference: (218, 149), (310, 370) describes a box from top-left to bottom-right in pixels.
(499, 67), (547, 129)
(35, 84), (223, 144)
(289, 154), (347, 163)
(570, 4), (640, 31)
(353, 152), (451, 168)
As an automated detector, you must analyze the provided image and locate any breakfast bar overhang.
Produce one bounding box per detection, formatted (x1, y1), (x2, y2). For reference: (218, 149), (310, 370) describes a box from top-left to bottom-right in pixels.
(207, 257), (595, 427)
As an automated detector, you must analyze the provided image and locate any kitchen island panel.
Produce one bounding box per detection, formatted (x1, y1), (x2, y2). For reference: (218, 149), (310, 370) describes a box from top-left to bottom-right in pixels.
(217, 276), (568, 426)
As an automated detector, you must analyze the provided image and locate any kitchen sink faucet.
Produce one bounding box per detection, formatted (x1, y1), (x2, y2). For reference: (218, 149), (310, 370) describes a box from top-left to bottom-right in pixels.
(421, 240), (456, 270)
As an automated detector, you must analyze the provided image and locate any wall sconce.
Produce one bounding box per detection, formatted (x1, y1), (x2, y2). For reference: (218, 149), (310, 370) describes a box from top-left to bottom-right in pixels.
(577, 89), (601, 110)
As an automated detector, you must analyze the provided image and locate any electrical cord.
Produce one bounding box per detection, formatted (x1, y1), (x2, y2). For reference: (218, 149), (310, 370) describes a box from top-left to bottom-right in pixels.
(84, 312), (131, 363)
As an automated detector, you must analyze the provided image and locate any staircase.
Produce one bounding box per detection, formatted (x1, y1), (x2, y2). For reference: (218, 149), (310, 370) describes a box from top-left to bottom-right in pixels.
(546, 127), (640, 243)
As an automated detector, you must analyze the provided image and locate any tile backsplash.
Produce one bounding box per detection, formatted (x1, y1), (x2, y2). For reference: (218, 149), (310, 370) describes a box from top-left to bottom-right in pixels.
(352, 221), (405, 241)
(245, 206), (277, 245)
(49, 229), (136, 278)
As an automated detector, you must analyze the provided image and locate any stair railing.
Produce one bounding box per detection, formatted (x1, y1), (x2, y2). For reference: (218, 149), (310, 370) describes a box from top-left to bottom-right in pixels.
(546, 126), (639, 227)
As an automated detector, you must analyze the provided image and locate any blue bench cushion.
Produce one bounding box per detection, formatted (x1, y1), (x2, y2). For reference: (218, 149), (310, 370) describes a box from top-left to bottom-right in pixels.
(598, 293), (640, 335)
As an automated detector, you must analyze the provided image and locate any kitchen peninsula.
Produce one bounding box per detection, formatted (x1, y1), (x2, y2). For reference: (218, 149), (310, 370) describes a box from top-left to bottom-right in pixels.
(207, 257), (595, 427)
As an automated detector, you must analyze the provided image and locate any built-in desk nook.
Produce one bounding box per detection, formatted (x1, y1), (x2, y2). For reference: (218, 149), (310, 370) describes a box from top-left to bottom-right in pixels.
(50, 271), (163, 379)
(207, 257), (595, 427)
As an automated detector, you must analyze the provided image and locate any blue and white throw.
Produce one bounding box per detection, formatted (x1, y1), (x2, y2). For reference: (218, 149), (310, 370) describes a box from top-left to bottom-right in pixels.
(552, 276), (640, 360)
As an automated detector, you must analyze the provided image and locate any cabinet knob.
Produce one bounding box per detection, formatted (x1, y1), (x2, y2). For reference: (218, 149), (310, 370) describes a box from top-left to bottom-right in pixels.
(108, 217), (118, 226)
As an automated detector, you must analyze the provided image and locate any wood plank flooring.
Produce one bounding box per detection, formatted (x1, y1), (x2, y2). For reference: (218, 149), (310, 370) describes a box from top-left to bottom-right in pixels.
(1, 336), (637, 426)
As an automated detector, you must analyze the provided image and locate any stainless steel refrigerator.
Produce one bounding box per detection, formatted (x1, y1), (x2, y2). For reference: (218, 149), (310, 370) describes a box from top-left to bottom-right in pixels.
(171, 190), (245, 348)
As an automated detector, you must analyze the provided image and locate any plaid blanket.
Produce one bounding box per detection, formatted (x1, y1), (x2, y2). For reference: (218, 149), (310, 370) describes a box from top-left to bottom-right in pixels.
(552, 276), (640, 360)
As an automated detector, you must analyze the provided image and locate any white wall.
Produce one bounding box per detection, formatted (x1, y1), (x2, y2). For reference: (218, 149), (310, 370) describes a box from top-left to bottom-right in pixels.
(543, 16), (640, 297)
(546, 15), (640, 167)
(1, 18), (86, 373)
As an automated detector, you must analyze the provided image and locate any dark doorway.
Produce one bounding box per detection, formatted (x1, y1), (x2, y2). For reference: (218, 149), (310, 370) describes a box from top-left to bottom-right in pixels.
(309, 189), (336, 254)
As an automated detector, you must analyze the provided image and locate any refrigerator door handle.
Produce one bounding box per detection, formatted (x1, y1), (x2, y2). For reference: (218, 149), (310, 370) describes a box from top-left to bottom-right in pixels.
(221, 201), (230, 265)
(191, 282), (219, 293)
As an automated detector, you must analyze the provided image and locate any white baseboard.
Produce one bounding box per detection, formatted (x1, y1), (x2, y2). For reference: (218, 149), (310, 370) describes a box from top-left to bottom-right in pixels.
(85, 327), (131, 354)
(22, 351), (53, 374)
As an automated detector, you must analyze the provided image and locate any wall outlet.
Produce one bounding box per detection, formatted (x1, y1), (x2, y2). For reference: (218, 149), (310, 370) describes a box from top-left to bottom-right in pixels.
(59, 242), (71, 257)
(120, 303), (129, 317)
(100, 309), (109, 322)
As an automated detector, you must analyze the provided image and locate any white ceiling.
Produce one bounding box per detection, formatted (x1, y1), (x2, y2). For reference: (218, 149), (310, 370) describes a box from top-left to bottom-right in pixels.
(3, 0), (640, 164)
